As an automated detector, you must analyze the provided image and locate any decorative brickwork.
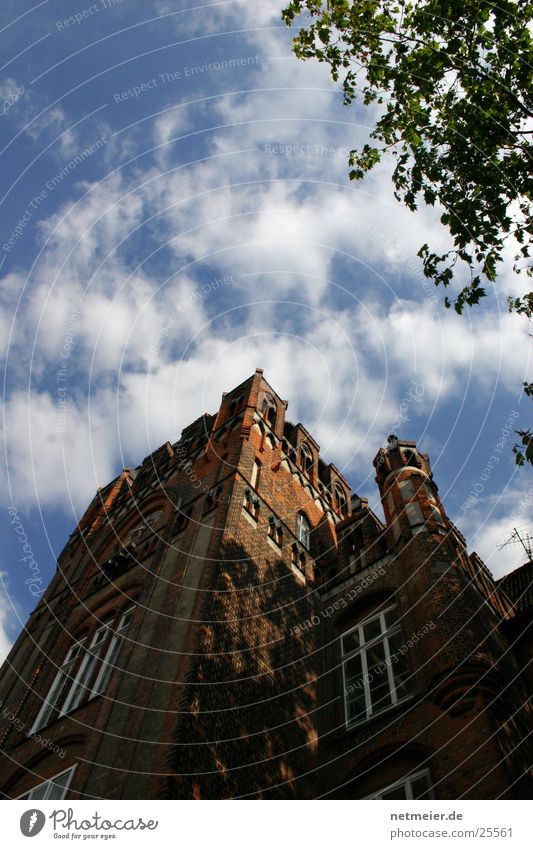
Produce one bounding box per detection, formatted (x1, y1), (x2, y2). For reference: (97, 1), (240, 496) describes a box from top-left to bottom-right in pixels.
(0, 371), (531, 799)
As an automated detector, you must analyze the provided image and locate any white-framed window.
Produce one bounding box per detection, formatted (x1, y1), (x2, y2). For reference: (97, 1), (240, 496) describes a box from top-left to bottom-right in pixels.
(30, 608), (135, 734)
(16, 765), (77, 800)
(91, 607), (133, 698)
(342, 604), (411, 726)
(366, 769), (433, 800)
(296, 513), (310, 549)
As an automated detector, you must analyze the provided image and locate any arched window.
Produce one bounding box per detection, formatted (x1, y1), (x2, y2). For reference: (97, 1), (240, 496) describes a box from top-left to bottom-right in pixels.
(341, 603), (411, 726)
(300, 443), (313, 475)
(260, 394), (276, 428)
(122, 509), (162, 545)
(296, 513), (311, 549)
(366, 769), (433, 800)
(335, 484), (348, 516)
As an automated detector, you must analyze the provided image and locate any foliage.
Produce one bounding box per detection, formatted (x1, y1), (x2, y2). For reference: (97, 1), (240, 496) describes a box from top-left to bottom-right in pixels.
(282, 0), (533, 316)
(513, 430), (533, 467)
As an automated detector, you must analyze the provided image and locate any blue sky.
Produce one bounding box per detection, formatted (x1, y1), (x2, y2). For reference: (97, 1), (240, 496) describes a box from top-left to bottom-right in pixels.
(1, 0), (532, 659)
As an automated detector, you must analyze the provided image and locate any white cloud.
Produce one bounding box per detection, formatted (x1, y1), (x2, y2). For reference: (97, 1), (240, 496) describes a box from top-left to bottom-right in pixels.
(1, 0), (529, 587)
(453, 475), (533, 579)
(0, 575), (17, 665)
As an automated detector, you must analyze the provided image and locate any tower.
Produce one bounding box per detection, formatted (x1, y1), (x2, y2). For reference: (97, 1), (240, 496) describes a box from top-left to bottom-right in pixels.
(0, 374), (531, 799)
(315, 436), (531, 798)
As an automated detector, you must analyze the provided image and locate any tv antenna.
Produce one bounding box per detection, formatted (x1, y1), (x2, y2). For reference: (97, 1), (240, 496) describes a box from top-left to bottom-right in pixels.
(498, 527), (533, 563)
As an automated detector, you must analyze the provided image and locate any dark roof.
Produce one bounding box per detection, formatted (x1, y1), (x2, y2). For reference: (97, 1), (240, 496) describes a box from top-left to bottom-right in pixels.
(497, 561), (533, 615)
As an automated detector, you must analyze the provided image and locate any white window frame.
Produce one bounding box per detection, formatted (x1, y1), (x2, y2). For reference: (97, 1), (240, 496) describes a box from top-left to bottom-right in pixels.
(30, 608), (134, 734)
(366, 768), (433, 800)
(341, 604), (411, 727)
(16, 765), (77, 800)
(91, 607), (133, 698)
(250, 459), (261, 489)
(60, 621), (111, 716)
(29, 640), (86, 735)
(296, 513), (310, 549)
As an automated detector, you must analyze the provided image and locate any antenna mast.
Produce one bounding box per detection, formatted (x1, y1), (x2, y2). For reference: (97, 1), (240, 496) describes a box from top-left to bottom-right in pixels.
(498, 527), (533, 563)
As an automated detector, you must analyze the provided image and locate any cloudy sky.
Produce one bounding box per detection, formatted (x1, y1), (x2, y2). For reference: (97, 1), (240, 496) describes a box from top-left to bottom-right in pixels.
(1, 0), (532, 659)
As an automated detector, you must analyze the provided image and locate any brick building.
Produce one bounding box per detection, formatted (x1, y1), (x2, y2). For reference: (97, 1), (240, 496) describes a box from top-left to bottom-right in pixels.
(0, 368), (531, 799)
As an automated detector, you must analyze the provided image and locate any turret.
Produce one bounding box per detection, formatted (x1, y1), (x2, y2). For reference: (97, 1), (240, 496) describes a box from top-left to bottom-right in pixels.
(374, 435), (447, 547)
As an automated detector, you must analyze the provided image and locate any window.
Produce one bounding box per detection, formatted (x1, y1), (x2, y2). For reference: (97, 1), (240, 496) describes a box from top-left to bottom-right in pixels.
(402, 449), (420, 468)
(260, 394), (276, 428)
(423, 481), (436, 502)
(250, 459), (261, 489)
(367, 769), (433, 800)
(296, 513), (310, 549)
(268, 516), (283, 547)
(291, 544), (306, 574)
(204, 485), (222, 513)
(300, 443), (313, 474)
(16, 765), (77, 800)
(243, 488), (260, 520)
(405, 501), (425, 529)
(429, 502), (446, 527)
(174, 505), (192, 534)
(342, 604), (411, 726)
(123, 509), (162, 545)
(398, 479), (416, 501)
(30, 608), (134, 734)
(335, 484), (348, 516)
(228, 394), (244, 418)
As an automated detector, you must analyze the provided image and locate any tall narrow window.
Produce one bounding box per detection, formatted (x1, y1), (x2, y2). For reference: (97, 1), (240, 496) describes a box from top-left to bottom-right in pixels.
(300, 443), (313, 475)
(342, 604), (411, 726)
(335, 484), (348, 516)
(402, 449), (419, 468)
(405, 501), (425, 529)
(16, 765), (77, 800)
(29, 640), (86, 733)
(30, 607), (135, 734)
(296, 513), (311, 549)
(429, 502), (446, 527)
(250, 459), (261, 489)
(260, 395), (276, 428)
(423, 481), (436, 502)
(91, 607), (134, 698)
(60, 620), (111, 715)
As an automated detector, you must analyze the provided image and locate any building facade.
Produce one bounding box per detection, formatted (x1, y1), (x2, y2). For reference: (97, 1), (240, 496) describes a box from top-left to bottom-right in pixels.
(0, 368), (531, 799)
